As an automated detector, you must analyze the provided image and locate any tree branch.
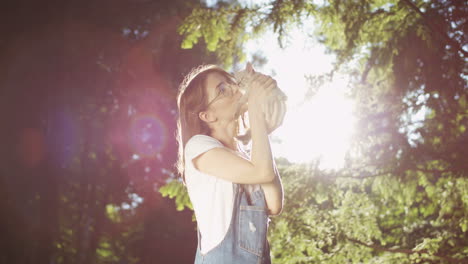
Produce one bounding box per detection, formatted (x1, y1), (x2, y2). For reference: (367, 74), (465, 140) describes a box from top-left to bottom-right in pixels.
(346, 235), (419, 254)
(345, 235), (462, 263)
(400, 0), (468, 57)
(337, 171), (391, 179)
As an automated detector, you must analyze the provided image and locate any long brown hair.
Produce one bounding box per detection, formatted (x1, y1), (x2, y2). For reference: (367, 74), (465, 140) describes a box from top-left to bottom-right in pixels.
(175, 65), (242, 182)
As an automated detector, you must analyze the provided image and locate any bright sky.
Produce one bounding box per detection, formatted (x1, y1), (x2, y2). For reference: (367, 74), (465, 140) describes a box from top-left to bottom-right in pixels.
(205, 0), (356, 169)
(244, 25), (356, 170)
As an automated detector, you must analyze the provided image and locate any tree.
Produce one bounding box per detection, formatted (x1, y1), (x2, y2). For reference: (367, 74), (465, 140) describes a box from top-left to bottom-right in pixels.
(162, 0), (468, 262)
(0, 0), (219, 263)
(267, 159), (467, 263)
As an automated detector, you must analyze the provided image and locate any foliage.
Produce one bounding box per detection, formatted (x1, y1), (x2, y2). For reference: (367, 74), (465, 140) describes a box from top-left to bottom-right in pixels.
(0, 0), (216, 263)
(267, 160), (467, 263)
(178, 0), (315, 66)
(2, 0), (466, 263)
(167, 0), (468, 262)
(159, 179), (193, 211)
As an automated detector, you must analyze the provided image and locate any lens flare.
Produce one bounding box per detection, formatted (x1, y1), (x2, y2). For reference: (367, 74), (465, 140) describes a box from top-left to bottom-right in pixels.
(128, 114), (167, 158)
(46, 109), (79, 169)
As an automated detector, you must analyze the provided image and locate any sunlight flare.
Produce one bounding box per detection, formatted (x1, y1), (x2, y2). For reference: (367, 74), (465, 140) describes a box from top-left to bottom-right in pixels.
(273, 77), (355, 169)
(245, 25), (356, 169)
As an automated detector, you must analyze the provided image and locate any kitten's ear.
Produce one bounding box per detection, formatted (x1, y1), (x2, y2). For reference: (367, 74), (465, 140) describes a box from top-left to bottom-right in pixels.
(246, 62), (255, 73)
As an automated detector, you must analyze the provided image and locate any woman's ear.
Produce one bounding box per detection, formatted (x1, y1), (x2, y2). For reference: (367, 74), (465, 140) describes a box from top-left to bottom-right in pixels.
(199, 111), (217, 123)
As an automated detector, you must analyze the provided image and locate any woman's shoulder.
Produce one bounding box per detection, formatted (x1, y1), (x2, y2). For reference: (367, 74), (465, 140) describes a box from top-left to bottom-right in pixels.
(185, 134), (225, 160)
(186, 134), (224, 150)
(185, 134), (249, 159)
(187, 134), (221, 144)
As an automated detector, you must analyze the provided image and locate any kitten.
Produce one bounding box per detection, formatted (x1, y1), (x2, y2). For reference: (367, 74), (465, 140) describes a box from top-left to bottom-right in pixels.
(234, 62), (287, 114)
(234, 63), (287, 144)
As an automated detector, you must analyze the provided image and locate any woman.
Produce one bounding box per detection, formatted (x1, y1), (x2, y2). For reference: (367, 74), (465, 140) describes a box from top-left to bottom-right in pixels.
(176, 64), (286, 263)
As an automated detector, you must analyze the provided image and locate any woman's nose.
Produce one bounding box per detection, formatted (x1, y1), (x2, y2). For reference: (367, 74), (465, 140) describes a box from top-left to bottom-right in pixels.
(234, 89), (242, 99)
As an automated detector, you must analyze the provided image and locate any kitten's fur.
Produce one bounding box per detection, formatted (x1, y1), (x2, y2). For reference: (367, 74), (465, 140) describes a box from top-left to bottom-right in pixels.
(234, 63), (287, 113)
(234, 63), (287, 144)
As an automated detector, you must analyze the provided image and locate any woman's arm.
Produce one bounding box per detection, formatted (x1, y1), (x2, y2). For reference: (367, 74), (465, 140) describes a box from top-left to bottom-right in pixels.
(261, 157), (284, 215)
(192, 73), (277, 184)
(262, 98), (286, 215)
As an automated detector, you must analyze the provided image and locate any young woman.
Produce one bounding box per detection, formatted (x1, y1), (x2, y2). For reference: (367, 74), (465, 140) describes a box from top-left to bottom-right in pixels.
(176, 64), (286, 263)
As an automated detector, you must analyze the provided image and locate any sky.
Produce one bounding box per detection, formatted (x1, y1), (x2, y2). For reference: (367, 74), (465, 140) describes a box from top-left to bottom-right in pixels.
(244, 22), (356, 170)
(202, 0), (357, 169)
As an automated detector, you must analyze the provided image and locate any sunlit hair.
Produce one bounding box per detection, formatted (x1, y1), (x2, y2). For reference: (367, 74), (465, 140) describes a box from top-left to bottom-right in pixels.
(175, 65), (247, 183)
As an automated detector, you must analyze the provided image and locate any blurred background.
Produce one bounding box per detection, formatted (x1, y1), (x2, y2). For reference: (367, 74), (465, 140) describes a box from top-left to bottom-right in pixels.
(0, 0), (466, 263)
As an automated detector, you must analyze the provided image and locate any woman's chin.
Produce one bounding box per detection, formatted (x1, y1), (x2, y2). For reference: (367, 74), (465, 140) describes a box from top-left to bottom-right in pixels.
(238, 103), (248, 115)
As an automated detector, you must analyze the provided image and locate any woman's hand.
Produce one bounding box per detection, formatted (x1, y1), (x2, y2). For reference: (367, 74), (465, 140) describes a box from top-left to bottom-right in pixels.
(246, 71), (286, 133)
(247, 73), (277, 116)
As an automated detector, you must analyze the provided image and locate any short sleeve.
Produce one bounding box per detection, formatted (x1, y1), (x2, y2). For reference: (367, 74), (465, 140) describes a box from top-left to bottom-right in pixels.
(185, 135), (225, 162)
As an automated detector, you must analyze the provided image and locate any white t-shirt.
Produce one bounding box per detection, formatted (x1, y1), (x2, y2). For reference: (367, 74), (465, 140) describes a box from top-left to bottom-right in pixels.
(184, 134), (259, 254)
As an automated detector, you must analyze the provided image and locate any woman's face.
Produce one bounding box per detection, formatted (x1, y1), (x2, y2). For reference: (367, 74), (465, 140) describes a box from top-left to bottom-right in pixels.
(203, 71), (244, 122)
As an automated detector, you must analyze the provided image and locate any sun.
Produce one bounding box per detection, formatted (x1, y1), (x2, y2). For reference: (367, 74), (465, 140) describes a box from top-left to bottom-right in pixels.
(272, 76), (355, 170)
(244, 22), (356, 169)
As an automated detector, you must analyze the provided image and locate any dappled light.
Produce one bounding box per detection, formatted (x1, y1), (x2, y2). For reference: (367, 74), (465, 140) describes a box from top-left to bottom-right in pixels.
(2, 0), (467, 263)
(129, 114), (168, 158)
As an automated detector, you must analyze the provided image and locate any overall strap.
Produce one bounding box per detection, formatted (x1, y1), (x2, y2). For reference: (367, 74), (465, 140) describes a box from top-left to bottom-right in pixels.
(197, 225), (202, 252)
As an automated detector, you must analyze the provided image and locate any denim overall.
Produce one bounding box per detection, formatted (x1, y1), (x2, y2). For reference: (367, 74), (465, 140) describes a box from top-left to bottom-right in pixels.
(194, 184), (271, 264)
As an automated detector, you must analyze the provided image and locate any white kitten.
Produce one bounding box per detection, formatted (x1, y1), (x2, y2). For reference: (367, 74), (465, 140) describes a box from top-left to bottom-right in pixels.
(234, 62), (287, 114)
(233, 63), (287, 144)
